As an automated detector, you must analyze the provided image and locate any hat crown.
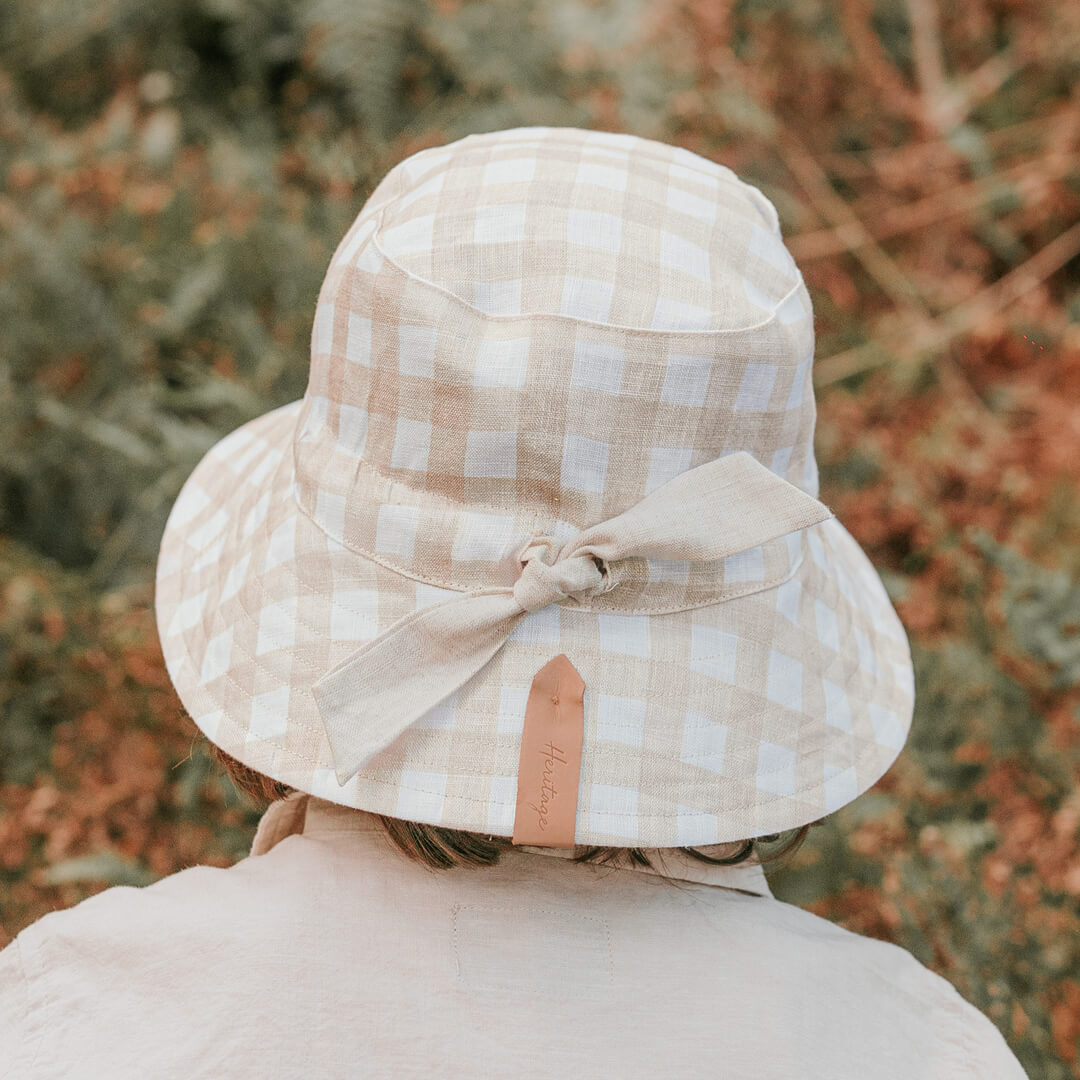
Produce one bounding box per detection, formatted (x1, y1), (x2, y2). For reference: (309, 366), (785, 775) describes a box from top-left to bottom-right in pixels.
(293, 128), (819, 599)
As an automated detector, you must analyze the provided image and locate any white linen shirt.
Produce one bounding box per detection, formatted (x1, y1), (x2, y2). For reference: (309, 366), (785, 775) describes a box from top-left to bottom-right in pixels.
(0, 791), (1029, 1078)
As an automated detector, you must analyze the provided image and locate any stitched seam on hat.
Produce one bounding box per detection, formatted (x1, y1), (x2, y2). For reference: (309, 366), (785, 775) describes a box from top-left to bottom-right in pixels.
(287, 466), (817, 616)
(293, 417), (557, 544)
(177, 537), (898, 810)
(246, 720), (849, 817)
(222, 680), (856, 815)
(227, 547), (801, 691)
(289, 416), (591, 587)
(218, 602), (896, 805)
(372, 132), (802, 334)
(290, 468), (545, 585)
(366, 217), (806, 338)
(585, 553), (807, 615)
(190, 530), (832, 777)
(211, 621), (831, 795)
(293, 463), (806, 609)
(277, 765), (828, 816)
(175, 521), (890, 815)
(243, 608), (831, 794)
(196, 598), (847, 808)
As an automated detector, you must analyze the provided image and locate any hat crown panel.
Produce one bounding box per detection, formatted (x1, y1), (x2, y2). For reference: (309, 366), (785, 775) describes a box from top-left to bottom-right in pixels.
(374, 127), (800, 333)
(293, 128), (819, 595)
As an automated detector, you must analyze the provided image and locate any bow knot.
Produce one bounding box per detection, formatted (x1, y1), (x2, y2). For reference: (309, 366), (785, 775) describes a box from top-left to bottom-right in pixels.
(311, 451), (834, 786)
(511, 539), (608, 613)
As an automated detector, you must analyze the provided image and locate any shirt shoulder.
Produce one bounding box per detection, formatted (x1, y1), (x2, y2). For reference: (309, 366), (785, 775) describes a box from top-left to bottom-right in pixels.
(10, 842), (312, 966)
(0, 933), (37, 1076)
(0, 852), (303, 1079)
(752, 897), (1029, 1078)
(0, 839), (1032, 1080)
(935, 965), (1031, 1080)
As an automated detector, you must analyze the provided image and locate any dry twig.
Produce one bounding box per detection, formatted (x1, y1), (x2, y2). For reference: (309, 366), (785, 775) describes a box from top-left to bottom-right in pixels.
(788, 154), (1073, 260)
(814, 218), (1080, 387)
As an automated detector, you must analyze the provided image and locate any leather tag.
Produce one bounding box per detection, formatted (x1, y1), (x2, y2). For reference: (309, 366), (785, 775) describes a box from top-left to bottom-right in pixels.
(511, 654), (585, 849)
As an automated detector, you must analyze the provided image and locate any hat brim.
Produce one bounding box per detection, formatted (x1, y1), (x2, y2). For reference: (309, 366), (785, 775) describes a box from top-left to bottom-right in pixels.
(155, 399), (914, 847)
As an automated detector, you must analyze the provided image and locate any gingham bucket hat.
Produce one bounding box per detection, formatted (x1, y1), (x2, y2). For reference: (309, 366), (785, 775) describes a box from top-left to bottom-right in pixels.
(154, 126), (915, 848)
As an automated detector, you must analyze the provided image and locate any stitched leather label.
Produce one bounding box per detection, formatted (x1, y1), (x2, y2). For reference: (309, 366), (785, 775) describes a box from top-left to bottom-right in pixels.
(511, 653), (585, 848)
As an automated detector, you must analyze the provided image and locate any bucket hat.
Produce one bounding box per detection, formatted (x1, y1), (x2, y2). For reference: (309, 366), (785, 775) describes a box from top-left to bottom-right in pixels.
(155, 126), (915, 849)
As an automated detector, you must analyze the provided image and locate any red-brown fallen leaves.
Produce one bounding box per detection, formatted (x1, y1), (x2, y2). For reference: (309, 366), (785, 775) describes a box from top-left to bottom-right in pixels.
(1051, 981), (1080, 1065)
(1013, 1001), (1031, 1039)
(0, 550), (266, 946)
(974, 763), (1080, 899)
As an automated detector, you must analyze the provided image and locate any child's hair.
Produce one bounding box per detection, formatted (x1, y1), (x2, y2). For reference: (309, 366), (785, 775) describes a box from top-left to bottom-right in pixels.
(208, 741), (820, 873)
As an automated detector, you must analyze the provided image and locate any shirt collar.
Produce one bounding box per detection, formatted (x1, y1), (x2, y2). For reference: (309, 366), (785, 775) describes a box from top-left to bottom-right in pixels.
(251, 792), (773, 899)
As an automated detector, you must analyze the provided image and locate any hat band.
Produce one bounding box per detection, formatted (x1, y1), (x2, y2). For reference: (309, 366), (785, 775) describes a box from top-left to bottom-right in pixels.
(311, 451), (832, 785)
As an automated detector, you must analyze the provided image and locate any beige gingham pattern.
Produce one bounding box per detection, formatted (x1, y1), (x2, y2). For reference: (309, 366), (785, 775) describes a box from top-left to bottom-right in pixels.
(155, 127), (915, 846)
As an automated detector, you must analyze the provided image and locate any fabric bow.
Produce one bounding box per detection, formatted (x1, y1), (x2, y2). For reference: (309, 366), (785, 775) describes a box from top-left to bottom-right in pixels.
(311, 451), (832, 785)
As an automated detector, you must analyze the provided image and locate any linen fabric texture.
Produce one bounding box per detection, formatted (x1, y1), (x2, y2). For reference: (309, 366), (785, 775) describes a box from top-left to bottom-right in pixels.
(154, 126), (916, 847)
(0, 794), (1030, 1079)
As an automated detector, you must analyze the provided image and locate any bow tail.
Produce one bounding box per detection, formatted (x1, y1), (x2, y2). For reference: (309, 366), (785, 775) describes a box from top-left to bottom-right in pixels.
(312, 590), (523, 785)
(570, 452), (833, 565)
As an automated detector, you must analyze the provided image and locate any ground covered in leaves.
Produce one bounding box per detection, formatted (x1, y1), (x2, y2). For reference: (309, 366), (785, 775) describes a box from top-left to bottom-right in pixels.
(1, 1), (1078, 1075)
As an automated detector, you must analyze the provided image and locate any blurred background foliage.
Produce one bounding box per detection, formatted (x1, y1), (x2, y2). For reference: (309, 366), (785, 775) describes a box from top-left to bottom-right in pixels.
(1, 0), (1079, 1074)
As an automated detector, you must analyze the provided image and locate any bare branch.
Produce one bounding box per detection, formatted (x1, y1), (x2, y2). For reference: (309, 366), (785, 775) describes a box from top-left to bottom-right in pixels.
(814, 218), (1080, 386)
(906, 0), (953, 135)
